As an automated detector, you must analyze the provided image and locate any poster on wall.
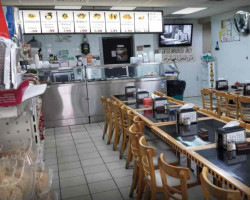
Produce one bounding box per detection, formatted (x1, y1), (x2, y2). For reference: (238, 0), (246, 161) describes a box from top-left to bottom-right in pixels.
(105, 11), (120, 33)
(134, 12), (149, 32)
(148, 12), (163, 32)
(74, 11), (90, 33)
(40, 11), (58, 33)
(155, 47), (195, 63)
(90, 11), (106, 33)
(57, 11), (74, 33)
(208, 62), (216, 88)
(219, 18), (240, 42)
(120, 12), (135, 33)
(22, 10), (41, 33)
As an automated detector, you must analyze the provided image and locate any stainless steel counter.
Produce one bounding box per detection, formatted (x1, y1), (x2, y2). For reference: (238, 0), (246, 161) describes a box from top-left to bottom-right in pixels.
(42, 77), (168, 127)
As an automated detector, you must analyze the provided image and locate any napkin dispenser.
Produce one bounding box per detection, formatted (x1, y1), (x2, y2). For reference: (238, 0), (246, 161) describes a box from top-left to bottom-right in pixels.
(125, 86), (136, 97)
(177, 108), (197, 125)
(136, 91), (149, 103)
(243, 84), (250, 96)
(216, 126), (246, 149)
(177, 124), (198, 137)
(216, 80), (228, 91)
(153, 97), (168, 112)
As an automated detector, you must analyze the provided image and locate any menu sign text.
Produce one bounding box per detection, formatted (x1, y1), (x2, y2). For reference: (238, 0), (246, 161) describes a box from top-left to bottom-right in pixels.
(40, 11), (58, 33)
(57, 11), (74, 33)
(23, 10), (41, 34)
(105, 11), (120, 33)
(90, 11), (105, 33)
(74, 11), (90, 33)
(120, 12), (134, 33)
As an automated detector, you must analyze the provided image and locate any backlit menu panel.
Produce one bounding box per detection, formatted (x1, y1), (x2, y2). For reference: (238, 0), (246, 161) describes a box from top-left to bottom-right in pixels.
(57, 11), (74, 33)
(23, 10), (41, 33)
(148, 12), (163, 32)
(74, 11), (90, 33)
(40, 11), (58, 33)
(90, 11), (105, 33)
(105, 11), (120, 33)
(134, 12), (149, 32)
(120, 12), (134, 33)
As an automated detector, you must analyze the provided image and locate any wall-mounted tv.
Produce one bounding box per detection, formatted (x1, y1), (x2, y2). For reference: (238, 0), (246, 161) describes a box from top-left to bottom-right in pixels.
(159, 24), (193, 47)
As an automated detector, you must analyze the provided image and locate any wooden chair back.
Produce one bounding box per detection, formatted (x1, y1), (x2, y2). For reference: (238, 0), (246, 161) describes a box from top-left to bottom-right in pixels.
(226, 93), (239, 119)
(127, 110), (136, 127)
(193, 106), (200, 110)
(238, 95), (250, 122)
(199, 109), (217, 117)
(112, 101), (122, 126)
(129, 124), (143, 164)
(154, 91), (164, 97)
(120, 105), (129, 130)
(139, 136), (157, 188)
(107, 99), (115, 121)
(133, 115), (145, 132)
(200, 167), (241, 200)
(100, 96), (109, 120)
(215, 91), (227, 116)
(201, 89), (214, 111)
(220, 116), (246, 128)
(158, 153), (191, 200)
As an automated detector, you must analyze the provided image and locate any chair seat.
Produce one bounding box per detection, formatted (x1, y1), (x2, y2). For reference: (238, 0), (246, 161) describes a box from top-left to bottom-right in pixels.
(154, 168), (197, 188)
(173, 185), (206, 200)
(153, 149), (178, 165)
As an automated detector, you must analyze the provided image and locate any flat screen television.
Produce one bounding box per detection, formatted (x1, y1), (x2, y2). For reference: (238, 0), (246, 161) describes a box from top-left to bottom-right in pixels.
(159, 24), (193, 47)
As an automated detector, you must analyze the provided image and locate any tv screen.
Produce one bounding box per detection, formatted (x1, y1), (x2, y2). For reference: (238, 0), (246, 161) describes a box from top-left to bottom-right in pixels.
(159, 24), (193, 47)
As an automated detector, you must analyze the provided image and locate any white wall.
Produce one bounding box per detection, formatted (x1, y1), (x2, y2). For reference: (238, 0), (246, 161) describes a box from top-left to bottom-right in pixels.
(211, 6), (250, 84)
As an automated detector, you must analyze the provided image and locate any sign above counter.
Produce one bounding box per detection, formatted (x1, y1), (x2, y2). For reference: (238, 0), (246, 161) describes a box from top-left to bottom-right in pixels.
(20, 10), (163, 34)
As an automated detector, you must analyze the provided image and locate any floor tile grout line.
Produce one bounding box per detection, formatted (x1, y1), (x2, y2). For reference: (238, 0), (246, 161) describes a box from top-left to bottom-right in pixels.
(89, 129), (126, 200)
(69, 125), (93, 200)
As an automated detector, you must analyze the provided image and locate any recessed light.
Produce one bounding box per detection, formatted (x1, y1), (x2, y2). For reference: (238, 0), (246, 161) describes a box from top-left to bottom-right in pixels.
(55, 6), (82, 9)
(110, 7), (136, 11)
(172, 7), (207, 15)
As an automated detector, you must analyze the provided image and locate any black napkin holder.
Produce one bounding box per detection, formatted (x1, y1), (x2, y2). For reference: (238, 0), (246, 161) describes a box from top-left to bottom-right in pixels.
(216, 80), (228, 91)
(153, 97), (168, 112)
(243, 84), (250, 96)
(176, 124), (198, 137)
(125, 86), (136, 97)
(136, 91), (149, 103)
(176, 108), (197, 125)
(216, 126), (246, 149)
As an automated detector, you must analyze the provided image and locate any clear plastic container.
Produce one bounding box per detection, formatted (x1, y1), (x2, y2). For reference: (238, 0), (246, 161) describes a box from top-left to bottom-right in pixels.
(39, 191), (58, 200)
(0, 158), (36, 200)
(0, 138), (42, 165)
(35, 162), (53, 195)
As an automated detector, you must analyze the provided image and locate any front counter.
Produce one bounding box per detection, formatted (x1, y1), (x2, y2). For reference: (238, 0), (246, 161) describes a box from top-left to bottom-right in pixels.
(40, 63), (175, 127)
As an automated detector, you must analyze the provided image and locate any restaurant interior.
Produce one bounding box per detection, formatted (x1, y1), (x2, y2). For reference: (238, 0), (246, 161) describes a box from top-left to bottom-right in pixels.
(1, 0), (250, 199)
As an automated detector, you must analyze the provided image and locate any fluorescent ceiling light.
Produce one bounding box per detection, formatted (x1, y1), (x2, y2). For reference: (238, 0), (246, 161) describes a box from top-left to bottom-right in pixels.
(110, 7), (136, 10)
(55, 6), (82, 9)
(172, 7), (207, 15)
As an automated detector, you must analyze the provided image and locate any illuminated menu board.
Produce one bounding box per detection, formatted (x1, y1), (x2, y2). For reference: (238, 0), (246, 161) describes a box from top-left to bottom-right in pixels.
(134, 12), (149, 32)
(22, 10), (41, 34)
(57, 11), (74, 33)
(21, 10), (163, 34)
(120, 12), (134, 33)
(40, 11), (58, 33)
(74, 11), (90, 33)
(148, 12), (163, 32)
(105, 11), (120, 33)
(90, 11), (106, 33)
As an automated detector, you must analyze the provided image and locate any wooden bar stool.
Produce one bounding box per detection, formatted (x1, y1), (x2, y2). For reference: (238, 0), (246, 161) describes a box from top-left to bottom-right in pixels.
(199, 109), (217, 118)
(238, 95), (250, 123)
(125, 110), (137, 169)
(120, 105), (129, 159)
(138, 136), (179, 200)
(112, 101), (123, 150)
(226, 93), (239, 119)
(158, 153), (201, 200)
(220, 116), (246, 128)
(200, 167), (241, 200)
(201, 88), (217, 111)
(100, 96), (109, 140)
(215, 91), (227, 117)
(106, 99), (115, 145)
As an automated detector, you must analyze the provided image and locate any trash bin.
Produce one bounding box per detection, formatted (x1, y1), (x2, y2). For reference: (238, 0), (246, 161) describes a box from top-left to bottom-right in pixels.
(167, 80), (186, 101)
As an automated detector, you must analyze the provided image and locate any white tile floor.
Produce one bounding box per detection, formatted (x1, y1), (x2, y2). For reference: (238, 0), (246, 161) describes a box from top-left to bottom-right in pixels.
(44, 96), (203, 200)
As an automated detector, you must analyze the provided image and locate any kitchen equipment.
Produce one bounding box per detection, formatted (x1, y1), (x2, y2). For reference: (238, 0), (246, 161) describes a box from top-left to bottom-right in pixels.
(216, 126), (246, 149)
(81, 35), (90, 55)
(52, 71), (75, 83)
